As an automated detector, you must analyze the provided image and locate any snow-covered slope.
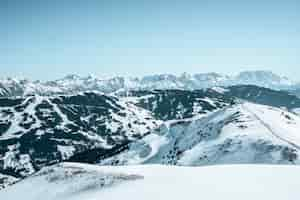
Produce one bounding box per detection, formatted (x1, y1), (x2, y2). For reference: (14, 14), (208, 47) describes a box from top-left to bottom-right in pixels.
(0, 71), (297, 97)
(1, 162), (300, 200)
(99, 102), (300, 166)
(0, 92), (160, 184)
(0, 162), (143, 200)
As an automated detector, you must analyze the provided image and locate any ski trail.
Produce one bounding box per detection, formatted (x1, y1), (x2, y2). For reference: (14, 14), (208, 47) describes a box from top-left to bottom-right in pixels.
(242, 103), (300, 150)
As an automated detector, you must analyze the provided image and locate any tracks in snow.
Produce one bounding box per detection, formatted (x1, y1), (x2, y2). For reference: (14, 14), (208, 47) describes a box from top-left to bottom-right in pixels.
(242, 104), (300, 150)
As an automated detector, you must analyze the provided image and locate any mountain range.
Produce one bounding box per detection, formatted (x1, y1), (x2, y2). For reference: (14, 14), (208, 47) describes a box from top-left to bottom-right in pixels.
(1, 71), (300, 194)
(0, 71), (298, 97)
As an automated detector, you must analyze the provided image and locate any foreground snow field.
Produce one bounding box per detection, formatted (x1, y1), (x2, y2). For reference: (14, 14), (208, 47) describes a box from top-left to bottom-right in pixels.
(1, 162), (300, 200)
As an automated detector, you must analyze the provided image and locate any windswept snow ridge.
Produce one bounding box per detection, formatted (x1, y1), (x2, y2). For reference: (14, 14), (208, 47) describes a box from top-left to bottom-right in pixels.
(100, 102), (300, 166)
(1, 163), (300, 200)
(242, 103), (300, 150)
(0, 163), (143, 200)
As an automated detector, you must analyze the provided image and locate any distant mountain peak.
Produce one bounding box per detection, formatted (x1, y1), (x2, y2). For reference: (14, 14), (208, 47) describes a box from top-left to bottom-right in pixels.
(62, 74), (80, 80)
(0, 70), (298, 97)
(235, 70), (294, 86)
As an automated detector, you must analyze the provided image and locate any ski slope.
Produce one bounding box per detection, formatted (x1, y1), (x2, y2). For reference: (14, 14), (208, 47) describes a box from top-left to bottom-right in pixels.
(1, 162), (300, 200)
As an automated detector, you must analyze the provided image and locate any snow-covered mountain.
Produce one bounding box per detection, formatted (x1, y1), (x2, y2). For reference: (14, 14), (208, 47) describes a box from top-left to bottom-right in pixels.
(99, 102), (300, 166)
(224, 85), (300, 110)
(120, 89), (235, 120)
(1, 87), (300, 189)
(66, 89), (234, 163)
(0, 92), (160, 184)
(0, 89), (236, 189)
(0, 71), (297, 97)
(1, 162), (300, 200)
(234, 71), (294, 88)
(2, 84), (300, 191)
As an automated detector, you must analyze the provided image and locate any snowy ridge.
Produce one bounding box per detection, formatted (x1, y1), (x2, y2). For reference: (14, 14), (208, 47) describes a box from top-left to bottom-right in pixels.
(1, 162), (300, 200)
(99, 102), (300, 166)
(241, 103), (300, 150)
(0, 162), (144, 200)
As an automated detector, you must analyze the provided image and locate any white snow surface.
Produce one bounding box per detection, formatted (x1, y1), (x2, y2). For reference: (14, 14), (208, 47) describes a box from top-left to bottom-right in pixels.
(242, 102), (300, 149)
(1, 162), (300, 200)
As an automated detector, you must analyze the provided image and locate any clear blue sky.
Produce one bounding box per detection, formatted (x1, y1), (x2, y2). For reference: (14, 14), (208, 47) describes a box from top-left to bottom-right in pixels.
(0, 0), (299, 80)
